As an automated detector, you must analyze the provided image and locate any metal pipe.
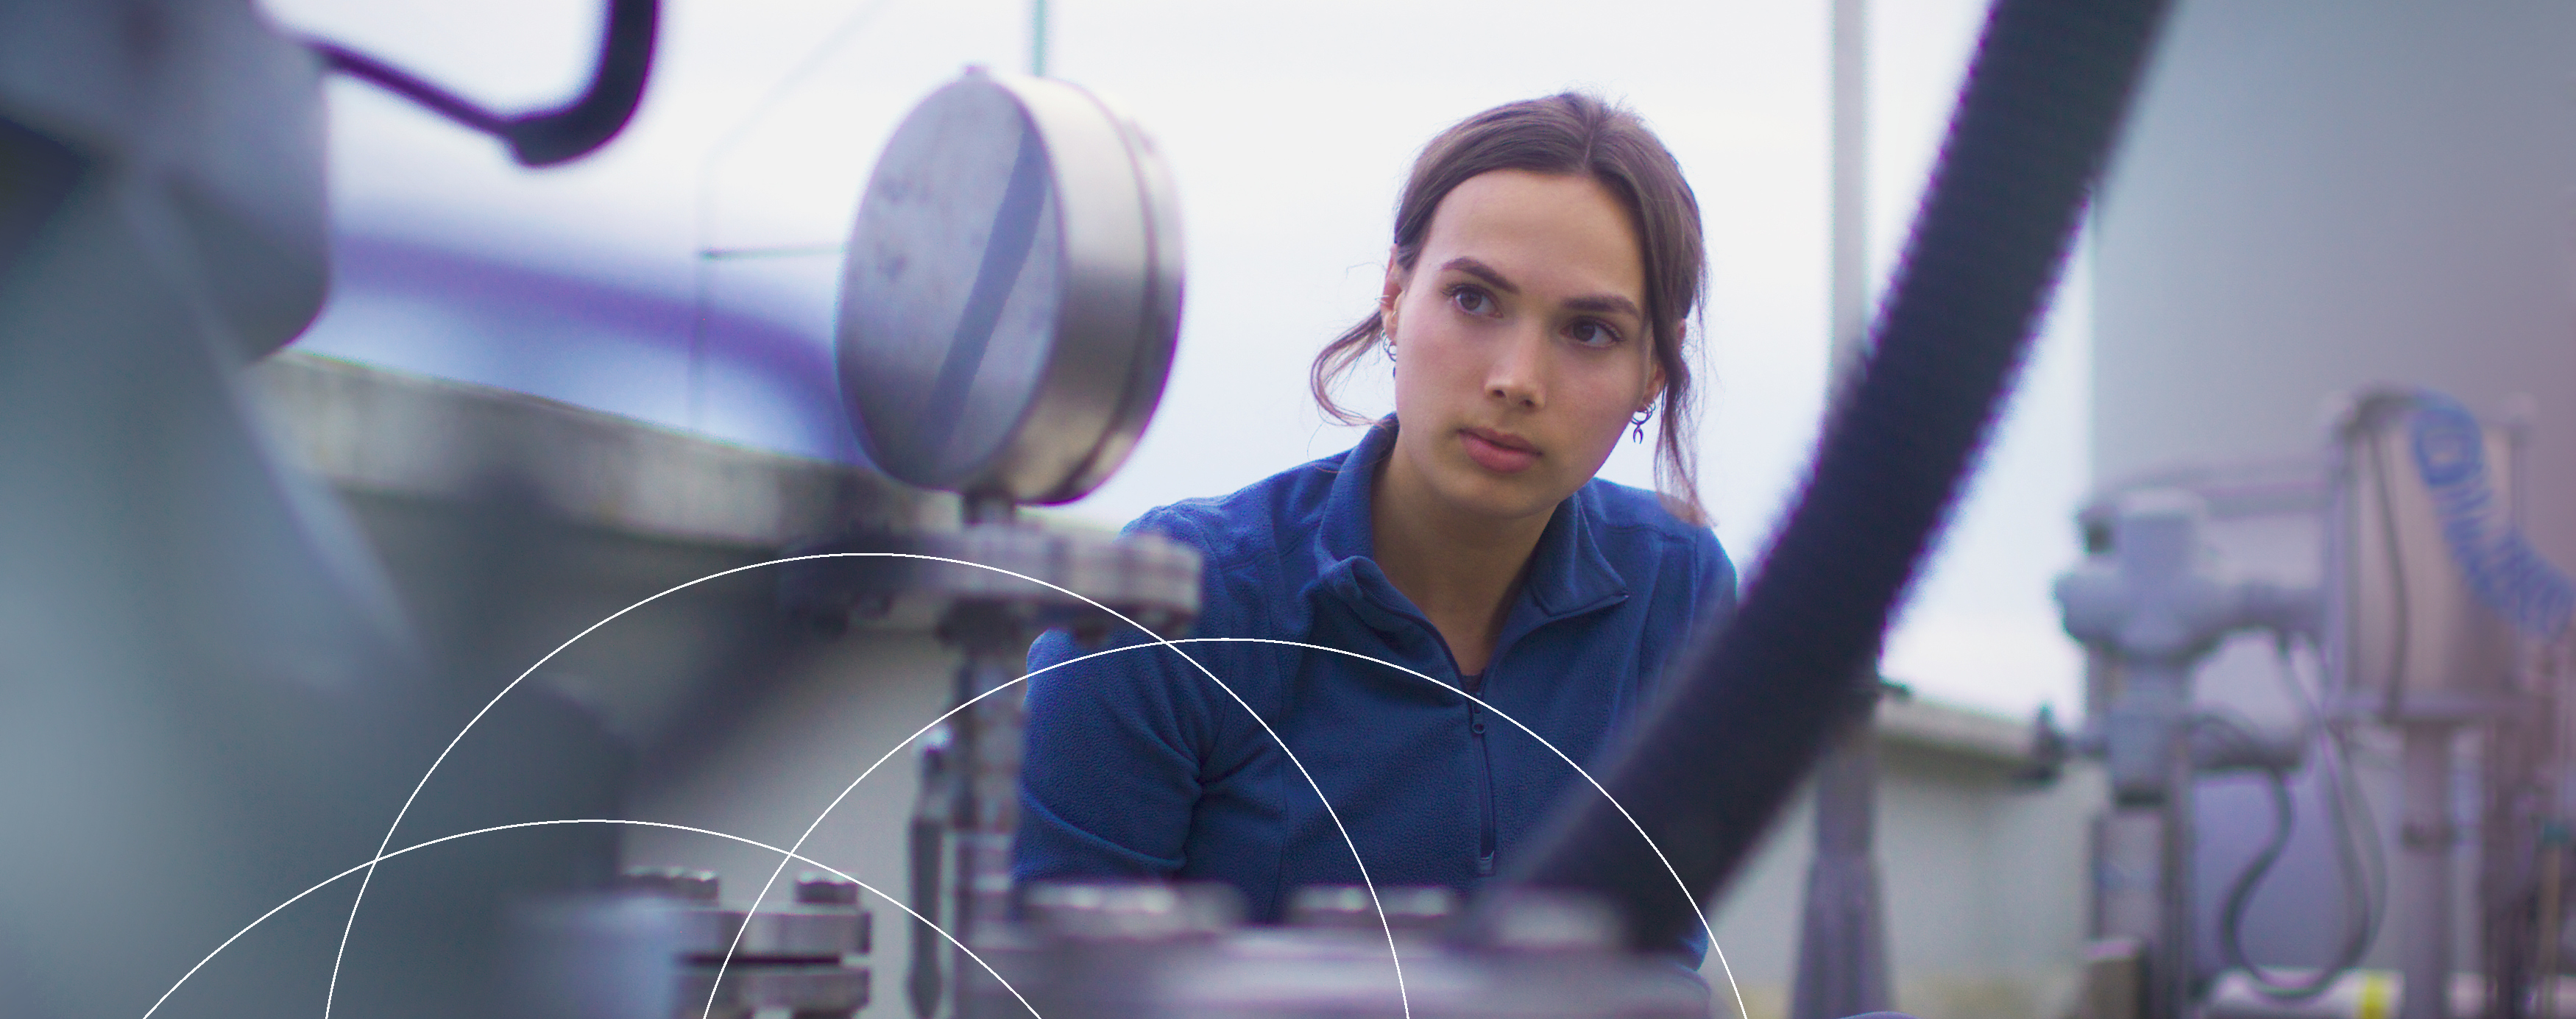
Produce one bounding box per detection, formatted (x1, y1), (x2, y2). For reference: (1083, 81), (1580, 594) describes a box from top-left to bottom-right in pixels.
(2539, 830), (2563, 1019)
(2159, 685), (2198, 1019)
(2401, 723), (2460, 1019)
(1827, 0), (1872, 388)
(2103, 658), (2195, 1019)
(948, 639), (1027, 1018)
(1791, 0), (1897, 1003)
(1791, 703), (1894, 1019)
(909, 728), (953, 1019)
(309, 0), (657, 166)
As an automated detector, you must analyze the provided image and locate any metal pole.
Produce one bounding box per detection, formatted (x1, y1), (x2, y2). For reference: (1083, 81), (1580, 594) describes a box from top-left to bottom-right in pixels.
(944, 496), (1030, 1019)
(2401, 723), (2458, 1019)
(907, 729), (952, 1019)
(1827, 0), (1871, 391)
(1790, 4), (1897, 1014)
(1030, 0), (1049, 77)
(2538, 830), (2563, 1019)
(2103, 660), (2195, 1019)
(947, 637), (1026, 1019)
(1792, 692), (1894, 1019)
(2157, 674), (2196, 1019)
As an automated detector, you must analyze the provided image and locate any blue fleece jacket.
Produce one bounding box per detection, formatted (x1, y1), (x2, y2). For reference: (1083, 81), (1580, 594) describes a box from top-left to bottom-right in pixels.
(1014, 422), (1738, 965)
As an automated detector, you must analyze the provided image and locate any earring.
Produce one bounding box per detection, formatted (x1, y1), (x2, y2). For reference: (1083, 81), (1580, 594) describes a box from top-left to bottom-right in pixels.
(1630, 404), (1654, 444)
(1383, 327), (1397, 368)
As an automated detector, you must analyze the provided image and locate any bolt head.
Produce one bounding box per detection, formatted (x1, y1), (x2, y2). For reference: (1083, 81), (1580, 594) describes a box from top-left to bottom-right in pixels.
(1025, 880), (1241, 942)
(617, 866), (719, 903)
(796, 872), (862, 906)
(1477, 890), (1620, 954)
(1287, 884), (1457, 931)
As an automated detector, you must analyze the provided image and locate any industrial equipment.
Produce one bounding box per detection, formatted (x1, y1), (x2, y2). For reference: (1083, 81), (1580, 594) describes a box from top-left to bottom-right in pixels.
(2053, 390), (2576, 1019)
(2056, 484), (2323, 1019)
(0, 0), (2173, 1016)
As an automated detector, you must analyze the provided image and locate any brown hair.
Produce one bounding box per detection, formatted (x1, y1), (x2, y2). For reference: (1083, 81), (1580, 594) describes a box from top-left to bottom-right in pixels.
(1310, 92), (1709, 525)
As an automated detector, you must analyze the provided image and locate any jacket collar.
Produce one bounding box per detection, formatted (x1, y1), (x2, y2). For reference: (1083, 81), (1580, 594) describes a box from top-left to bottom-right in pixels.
(1308, 419), (1629, 633)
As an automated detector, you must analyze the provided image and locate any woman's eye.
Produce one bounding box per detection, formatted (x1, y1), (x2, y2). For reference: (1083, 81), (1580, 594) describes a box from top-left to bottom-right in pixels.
(1569, 320), (1622, 347)
(1448, 285), (1495, 316)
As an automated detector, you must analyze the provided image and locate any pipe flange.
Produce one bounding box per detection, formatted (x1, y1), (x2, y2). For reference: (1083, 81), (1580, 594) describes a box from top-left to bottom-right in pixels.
(673, 905), (871, 960)
(676, 963), (870, 1015)
(1025, 880), (1242, 944)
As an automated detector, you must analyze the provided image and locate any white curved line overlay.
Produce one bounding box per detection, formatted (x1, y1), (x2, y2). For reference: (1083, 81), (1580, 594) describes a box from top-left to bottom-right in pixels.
(323, 553), (1410, 1019)
(688, 556), (1416, 1019)
(762, 635), (1746, 1019)
(327, 552), (1746, 1019)
(1158, 637), (1746, 1019)
(147, 818), (1038, 1019)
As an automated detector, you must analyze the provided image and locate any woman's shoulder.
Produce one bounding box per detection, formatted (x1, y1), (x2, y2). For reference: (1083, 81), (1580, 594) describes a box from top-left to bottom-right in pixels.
(1112, 450), (1356, 630)
(1573, 477), (1738, 595)
(1121, 452), (1344, 567)
(1576, 477), (1726, 550)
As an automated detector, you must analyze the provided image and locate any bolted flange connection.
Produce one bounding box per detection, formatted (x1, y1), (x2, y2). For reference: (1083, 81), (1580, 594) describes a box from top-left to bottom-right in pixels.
(618, 866), (720, 903)
(1286, 884), (1459, 934)
(1026, 881), (1244, 944)
(608, 867), (872, 1019)
(779, 525), (1201, 640)
(796, 873), (862, 906)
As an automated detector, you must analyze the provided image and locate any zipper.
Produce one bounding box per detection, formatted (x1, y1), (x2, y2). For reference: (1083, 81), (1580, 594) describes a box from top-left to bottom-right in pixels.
(1469, 702), (1496, 876)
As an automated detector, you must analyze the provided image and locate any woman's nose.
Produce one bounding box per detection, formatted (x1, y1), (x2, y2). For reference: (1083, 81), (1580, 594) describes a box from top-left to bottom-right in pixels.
(1485, 328), (1546, 408)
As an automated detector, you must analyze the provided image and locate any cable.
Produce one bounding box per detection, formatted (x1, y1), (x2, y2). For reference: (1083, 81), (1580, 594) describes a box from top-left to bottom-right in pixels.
(308, 0), (659, 167)
(2215, 759), (2304, 987)
(2293, 634), (2390, 944)
(2215, 638), (2387, 1000)
(2408, 391), (2575, 639)
(1493, 0), (2176, 953)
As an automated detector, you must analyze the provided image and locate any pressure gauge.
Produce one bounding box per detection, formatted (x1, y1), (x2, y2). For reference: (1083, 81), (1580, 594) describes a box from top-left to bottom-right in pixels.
(836, 68), (1183, 505)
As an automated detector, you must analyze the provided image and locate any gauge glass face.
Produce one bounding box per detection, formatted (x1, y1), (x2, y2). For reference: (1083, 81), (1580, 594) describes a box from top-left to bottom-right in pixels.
(839, 79), (1065, 492)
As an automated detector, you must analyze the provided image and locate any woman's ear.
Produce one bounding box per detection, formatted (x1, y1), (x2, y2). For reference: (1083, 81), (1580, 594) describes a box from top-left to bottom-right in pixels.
(1643, 322), (1676, 407)
(1379, 247), (1407, 338)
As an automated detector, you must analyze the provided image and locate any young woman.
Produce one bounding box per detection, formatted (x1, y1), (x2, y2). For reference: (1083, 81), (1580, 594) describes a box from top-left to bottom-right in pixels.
(1014, 93), (1735, 966)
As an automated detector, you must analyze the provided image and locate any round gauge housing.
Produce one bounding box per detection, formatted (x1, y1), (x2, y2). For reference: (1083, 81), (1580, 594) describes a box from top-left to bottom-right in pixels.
(836, 69), (1183, 505)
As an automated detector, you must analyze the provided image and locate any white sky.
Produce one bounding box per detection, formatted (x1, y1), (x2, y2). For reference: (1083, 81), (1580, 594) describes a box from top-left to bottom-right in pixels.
(261, 0), (2091, 720)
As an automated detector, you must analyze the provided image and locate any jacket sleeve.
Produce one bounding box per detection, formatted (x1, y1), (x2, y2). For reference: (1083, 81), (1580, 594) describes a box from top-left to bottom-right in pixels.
(1013, 511), (1225, 881)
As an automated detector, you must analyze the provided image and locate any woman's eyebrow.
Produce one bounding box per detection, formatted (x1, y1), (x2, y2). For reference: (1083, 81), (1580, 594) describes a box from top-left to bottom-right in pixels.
(1562, 294), (1643, 319)
(1442, 257), (1519, 294)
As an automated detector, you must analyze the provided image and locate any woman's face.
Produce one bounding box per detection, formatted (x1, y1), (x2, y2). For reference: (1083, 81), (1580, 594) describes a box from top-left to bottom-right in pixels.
(1380, 169), (1665, 525)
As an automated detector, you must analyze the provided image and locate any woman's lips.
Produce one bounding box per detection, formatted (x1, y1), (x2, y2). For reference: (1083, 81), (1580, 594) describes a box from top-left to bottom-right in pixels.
(1459, 428), (1540, 473)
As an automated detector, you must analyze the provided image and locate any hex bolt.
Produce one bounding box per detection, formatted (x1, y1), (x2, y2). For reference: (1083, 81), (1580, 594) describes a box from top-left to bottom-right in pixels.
(796, 873), (861, 906)
(1288, 884), (1458, 931)
(617, 865), (719, 903)
(1481, 889), (1620, 954)
(1025, 881), (1242, 943)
